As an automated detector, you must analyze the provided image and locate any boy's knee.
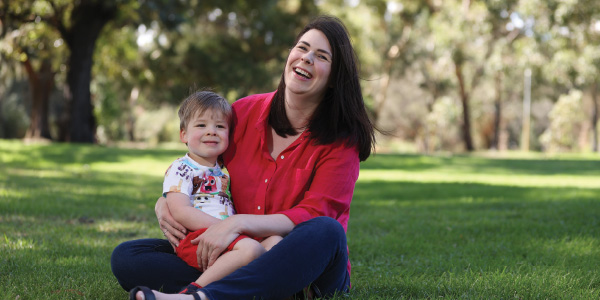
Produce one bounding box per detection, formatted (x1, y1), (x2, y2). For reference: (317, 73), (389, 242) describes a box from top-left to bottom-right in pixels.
(261, 235), (283, 251)
(237, 238), (267, 261)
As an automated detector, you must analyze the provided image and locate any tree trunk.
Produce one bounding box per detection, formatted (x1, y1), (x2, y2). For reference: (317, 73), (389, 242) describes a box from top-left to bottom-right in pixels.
(23, 58), (54, 140)
(60, 2), (117, 142)
(420, 59), (441, 153)
(491, 71), (502, 150)
(592, 81), (599, 152)
(454, 60), (474, 151)
(127, 86), (140, 141)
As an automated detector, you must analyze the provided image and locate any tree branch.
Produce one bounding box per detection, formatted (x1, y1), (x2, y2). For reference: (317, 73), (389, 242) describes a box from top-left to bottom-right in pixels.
(45, 0), (70, 41)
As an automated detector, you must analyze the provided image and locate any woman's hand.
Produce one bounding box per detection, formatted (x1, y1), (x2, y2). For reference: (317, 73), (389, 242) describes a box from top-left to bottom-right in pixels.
(192, 215), (241, 271)
(155, 196), (187, 248)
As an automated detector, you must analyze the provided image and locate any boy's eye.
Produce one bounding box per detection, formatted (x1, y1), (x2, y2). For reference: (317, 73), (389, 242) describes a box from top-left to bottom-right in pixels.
(196, 124), (206, 127)
(217, 125), (226, 129)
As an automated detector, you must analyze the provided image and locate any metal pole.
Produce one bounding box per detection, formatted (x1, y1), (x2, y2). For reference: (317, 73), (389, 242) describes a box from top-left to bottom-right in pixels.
(521, 68), (532, 152)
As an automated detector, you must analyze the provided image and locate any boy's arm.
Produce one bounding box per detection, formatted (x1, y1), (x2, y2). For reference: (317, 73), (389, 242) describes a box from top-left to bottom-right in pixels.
(166, 192), (221, 231)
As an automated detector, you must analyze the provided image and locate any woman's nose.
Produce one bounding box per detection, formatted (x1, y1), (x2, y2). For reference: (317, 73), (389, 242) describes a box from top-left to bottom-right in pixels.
(301, 52), (314, 64)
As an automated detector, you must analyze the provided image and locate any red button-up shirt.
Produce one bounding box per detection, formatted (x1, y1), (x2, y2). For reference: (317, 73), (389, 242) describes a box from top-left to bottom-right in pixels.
(223, 91), (359, 275)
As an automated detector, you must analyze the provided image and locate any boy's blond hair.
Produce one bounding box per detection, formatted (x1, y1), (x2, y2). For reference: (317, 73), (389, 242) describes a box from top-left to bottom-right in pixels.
(178, 91), (232, 130)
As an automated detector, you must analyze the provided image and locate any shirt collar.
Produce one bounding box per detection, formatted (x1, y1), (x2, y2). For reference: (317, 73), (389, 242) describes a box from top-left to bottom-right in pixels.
(183, 153), (221, 174)
(253, 91), (310, 148)
(254, 91), (276, 132)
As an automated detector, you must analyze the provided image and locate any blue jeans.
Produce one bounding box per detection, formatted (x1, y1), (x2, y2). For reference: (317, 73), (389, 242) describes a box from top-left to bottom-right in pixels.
(111, 216), (351, 299)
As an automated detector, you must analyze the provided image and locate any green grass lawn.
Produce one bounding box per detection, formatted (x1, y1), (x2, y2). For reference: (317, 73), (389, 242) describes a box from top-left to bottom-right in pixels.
(1, 140), (599, 299)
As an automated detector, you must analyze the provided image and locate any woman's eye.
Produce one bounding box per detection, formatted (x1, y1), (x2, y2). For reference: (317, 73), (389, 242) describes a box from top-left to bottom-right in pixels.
(298, 45), (307, 51)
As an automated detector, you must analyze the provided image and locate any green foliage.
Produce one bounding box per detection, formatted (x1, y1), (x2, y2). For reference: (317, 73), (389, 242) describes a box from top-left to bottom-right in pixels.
(2, 141), (600, 299)
(540, 90), (585, 152)
(93, 84), (127, 142)
(0, 89), (29, 138)
(425, 96), (461, 151)
(133, 105), (180, 144)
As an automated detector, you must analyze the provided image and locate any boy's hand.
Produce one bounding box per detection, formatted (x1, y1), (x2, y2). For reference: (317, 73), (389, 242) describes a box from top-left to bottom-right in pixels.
(155, 196), (187, 248)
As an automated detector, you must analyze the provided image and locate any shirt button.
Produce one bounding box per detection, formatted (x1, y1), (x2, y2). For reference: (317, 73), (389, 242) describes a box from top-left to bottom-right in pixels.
(265, 179), (268, 183)
(280, 155), (285, 159)
(258, 206), (261, 210)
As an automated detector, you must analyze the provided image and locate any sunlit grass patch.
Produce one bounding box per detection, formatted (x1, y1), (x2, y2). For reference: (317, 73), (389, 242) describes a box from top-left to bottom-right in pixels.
(358, 169), (600, 188)
(2, 234), (36, 250)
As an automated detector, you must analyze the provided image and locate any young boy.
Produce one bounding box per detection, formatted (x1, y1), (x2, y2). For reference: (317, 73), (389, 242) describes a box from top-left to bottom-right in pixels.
(163, 91), (281, 294)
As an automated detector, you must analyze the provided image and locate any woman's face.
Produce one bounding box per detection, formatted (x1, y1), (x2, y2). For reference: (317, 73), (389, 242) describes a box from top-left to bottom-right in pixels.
(284, 29), (332, 102)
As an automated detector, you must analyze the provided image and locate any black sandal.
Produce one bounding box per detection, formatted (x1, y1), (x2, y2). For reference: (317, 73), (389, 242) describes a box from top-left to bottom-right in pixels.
(129, 285), (201, 300)
(128, 286), (156, 300)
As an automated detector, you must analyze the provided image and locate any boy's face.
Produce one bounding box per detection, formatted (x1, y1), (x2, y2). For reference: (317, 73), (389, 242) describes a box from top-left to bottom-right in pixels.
(180, 109), (229, 167)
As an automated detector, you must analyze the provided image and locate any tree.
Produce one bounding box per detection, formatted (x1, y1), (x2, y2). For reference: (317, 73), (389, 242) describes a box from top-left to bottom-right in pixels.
(518, 0), (600, 151)
(1, 0), (119, 142)
(481, 0), (523, 150)
(0, 2), (62, 140)
(423, 0), (525, 151)
(90, 1), (318, 143)
(1, 0), (200, 142)
(426, 0), (488, 151)
(47, 1), (118, 142)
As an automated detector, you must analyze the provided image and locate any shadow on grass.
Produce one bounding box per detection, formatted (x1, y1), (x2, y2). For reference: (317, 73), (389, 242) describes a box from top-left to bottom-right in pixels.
(0, 168), (162, 220)
(0, 142), (183, 169)
(361, 153), (600, 176)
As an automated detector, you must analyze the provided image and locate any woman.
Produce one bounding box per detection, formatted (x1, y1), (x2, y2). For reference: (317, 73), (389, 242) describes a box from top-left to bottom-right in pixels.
(111, 15), (376, 300)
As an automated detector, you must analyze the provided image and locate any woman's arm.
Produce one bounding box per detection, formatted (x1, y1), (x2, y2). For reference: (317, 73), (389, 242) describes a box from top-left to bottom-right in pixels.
(192, 213), (294, 271)
(166, 192), (221, 231)
(155, 196), (187, 247)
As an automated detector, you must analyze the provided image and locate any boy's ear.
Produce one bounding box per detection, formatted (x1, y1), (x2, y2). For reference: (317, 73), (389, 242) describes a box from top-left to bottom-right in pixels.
(179, 129), (187, 143)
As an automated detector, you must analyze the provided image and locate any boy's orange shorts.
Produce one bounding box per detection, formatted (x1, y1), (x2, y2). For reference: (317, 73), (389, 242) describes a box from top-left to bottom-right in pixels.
(175, 228), (250, 271)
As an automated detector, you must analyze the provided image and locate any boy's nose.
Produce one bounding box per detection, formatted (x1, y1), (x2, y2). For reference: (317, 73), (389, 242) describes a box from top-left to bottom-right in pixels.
(206, 127), (217, 135)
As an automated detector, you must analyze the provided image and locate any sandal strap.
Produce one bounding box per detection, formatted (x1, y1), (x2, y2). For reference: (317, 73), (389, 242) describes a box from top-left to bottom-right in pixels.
(179, 282), (202, 294)
(128, 286), (156, 300)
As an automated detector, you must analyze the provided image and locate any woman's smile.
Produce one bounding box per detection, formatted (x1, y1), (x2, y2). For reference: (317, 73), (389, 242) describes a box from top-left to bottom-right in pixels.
(293, 67), (312, 79)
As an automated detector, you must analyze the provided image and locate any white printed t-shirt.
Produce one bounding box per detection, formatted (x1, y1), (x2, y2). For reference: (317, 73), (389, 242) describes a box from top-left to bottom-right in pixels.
(163, 154), (235, 220)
